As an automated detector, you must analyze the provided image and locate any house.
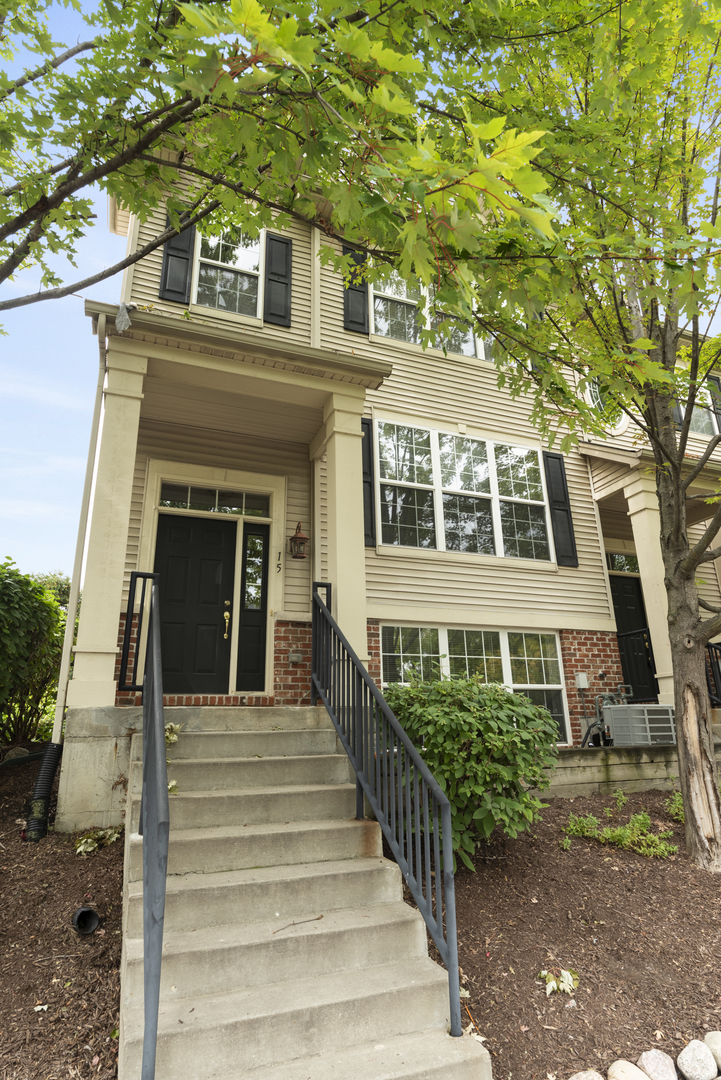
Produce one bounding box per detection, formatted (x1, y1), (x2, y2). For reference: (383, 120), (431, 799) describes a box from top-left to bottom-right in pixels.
(50, 204), (721, 1079)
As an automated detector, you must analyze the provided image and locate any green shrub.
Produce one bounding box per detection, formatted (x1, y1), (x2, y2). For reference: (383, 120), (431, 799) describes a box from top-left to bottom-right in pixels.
(0, 559), (64, 746)
(384, 677), (559, 869)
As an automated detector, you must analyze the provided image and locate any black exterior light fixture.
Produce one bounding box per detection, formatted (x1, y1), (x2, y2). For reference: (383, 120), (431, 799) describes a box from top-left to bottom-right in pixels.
(289, 522), (309, 560)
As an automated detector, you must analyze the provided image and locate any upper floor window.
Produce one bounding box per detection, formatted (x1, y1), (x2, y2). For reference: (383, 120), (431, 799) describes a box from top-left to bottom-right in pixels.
(686, 376), (721, 436)
(376, 421), (552, 560)
(370, 270), (480, 358)
(195, 228), (262, 317)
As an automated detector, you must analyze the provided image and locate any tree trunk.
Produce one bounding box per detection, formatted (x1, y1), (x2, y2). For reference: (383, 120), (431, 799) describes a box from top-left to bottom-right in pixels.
(658, 464), (721, 871)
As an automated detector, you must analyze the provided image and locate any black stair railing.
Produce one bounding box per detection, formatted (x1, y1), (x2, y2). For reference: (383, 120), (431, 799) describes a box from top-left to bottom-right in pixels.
(311, 582), (462, 1037)
(707, 642), (721, 707)
(118, 571), (169, 1080)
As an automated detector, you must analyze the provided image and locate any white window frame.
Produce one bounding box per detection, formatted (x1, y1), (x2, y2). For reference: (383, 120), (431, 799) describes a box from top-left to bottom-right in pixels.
(368, 272), (486, 359)
(379, 623), (570, 743)
(374, 418), (556, 563)
(190, 227), (266, 323)
(682, 375), (721, 438)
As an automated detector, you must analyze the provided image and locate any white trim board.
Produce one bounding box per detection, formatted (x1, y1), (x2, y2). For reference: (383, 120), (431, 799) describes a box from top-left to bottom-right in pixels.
(138, 458), (287, 696)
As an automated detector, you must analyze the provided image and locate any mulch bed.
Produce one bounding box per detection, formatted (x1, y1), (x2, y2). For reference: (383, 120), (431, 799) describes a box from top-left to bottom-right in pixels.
(3, 756), (720, 1080)
(0, 755), (123, 1080)
(450, 788), (721, 1080)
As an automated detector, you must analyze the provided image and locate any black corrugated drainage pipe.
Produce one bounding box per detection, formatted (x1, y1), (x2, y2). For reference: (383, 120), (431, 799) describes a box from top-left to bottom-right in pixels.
(25, 743), (63, 842)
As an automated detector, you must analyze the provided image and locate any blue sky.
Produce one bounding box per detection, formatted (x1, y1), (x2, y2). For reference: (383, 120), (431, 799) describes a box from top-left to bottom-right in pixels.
(1, 1), (127, 575)
(0, 214), (127, 574)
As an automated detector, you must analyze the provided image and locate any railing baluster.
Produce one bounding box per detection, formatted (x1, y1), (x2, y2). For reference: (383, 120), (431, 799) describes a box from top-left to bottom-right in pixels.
(310, 582), (461, 1036)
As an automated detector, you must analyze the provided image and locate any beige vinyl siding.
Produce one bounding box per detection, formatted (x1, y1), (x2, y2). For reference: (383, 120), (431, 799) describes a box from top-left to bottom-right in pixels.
(121, 457), (149, 604)
(129, 206), (313, 348)
(121, 419), (311, 615)
(364, 442), (611, 624)
(689, 519), (721, 614)
(317, 456), (329, 581)
(588, 459), (636, 502)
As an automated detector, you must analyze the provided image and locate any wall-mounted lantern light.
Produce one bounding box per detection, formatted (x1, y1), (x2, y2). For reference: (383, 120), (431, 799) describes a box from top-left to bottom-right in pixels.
(289, 522), (309, 560)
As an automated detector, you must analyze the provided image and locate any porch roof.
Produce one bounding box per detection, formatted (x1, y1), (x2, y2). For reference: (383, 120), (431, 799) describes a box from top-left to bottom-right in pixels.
(85, 300), (393, 391)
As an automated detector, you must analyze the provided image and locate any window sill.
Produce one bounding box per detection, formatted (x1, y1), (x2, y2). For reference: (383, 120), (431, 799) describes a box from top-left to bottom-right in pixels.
(372, 543), (558, 572)
(189, 303), (263, 330)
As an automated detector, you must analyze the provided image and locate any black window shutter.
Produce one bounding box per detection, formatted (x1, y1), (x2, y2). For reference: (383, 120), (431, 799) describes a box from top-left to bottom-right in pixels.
(542, 451), (578, 568)
(361, 418), (376, 547)
(159, 218), (196, 304)
(263, 234), (292, 326)
(343, 247), (369, 334)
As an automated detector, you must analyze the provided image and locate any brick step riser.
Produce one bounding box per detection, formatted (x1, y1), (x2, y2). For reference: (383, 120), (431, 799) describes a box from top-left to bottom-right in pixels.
(127, 822), (382, 881)
(124, 861), (402, 936)
(122, 914), (427, 1005)
(120, 978), (449, 1079)
(130, 754), (354, 794)
(128, 784), (356, 831)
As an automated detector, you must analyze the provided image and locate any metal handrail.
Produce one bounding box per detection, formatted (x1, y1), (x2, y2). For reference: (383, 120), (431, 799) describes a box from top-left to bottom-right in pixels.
(119, 572), (169, 1080)
(707, 642), (721, 707)
(311, 582), (461, 1037)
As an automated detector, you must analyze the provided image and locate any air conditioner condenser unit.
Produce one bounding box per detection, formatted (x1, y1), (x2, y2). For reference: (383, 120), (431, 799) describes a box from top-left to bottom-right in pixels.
(602, 704), (676, 747)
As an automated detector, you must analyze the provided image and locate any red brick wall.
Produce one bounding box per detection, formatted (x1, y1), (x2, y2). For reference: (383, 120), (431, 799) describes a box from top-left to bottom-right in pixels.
(367, 619), (381, 686)
(559, 629), (625, 745)
(114, 617), (312, 707)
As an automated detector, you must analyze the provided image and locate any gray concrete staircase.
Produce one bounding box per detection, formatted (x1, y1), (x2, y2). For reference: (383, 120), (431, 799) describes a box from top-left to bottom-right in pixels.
(118, 706), (491, 1080)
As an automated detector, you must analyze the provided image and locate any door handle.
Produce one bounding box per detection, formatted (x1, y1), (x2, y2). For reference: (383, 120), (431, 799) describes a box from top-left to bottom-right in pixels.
(223, 611), (230, 639)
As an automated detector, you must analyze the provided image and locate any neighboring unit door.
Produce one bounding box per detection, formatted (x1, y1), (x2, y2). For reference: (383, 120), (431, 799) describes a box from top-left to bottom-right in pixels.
(609, 574), (658, 702)
(154, 514), (236, 694)
(237, 522), (270, 692)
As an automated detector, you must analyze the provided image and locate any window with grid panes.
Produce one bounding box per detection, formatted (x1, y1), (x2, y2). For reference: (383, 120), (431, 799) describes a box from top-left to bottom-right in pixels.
(678, 375), (721, 436)
(381, 626), (441, 683)
(195, 228), (262, 317)
(381, 625), (568, 740)
(376, 421), (551, 560)
(371, 269), (479, 357)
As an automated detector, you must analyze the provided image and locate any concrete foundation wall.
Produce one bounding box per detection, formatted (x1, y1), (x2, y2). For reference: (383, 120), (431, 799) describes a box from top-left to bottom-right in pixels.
(544, 744), (721, 799)
(55, 707), (143, 832)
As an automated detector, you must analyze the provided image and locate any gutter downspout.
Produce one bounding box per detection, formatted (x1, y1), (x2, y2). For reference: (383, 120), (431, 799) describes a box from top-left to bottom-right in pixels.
(51, 313), (108, 744)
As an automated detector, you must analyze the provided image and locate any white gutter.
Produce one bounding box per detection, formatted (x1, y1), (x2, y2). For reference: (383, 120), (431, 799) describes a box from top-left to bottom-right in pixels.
(51, 313), (108, 743)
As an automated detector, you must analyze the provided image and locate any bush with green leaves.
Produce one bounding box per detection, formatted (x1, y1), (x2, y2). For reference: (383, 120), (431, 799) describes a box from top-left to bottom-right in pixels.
(384, 677), (559, 870)
(563, 810), (677, 858)
(0, 559), (64, 746)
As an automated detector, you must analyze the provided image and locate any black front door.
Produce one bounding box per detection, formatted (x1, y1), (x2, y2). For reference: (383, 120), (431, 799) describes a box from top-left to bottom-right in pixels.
(154, 514), (236, 694)
(609, 574), (658, 702)
(237, 522), (270, 692)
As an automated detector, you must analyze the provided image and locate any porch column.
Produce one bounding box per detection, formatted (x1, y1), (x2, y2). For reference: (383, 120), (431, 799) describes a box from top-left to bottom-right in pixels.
(66, 347), (146, 708)
(623, 473), (674, 705)
(312, 391), (368, 661)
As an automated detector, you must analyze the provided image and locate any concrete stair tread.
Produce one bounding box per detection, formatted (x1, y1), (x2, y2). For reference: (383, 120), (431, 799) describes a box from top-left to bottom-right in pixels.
(121, 956), (448, 1042)
(242, 1029), (490, 1080)
(129, 817), (369, 847)
(124, 706), (332, 732)
(134, 729), (339, 761)
(130, 781), (355, 803)
(126, 856), (397, 905)
(124, 900), (421, 967)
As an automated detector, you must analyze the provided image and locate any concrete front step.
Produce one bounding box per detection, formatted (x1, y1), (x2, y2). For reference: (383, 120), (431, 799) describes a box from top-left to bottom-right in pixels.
(158, 705), (331, 732)
(127, 819), (382, 880)
(242, 1029), (492, 1080)
(119, 957), (450, 1079)
(134, 728), (339, 762)
(129, 782), (356, 831)
(132, 753), (353, 793)
(124, 857), (402, 936)
(122, 902), (426, 1005)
